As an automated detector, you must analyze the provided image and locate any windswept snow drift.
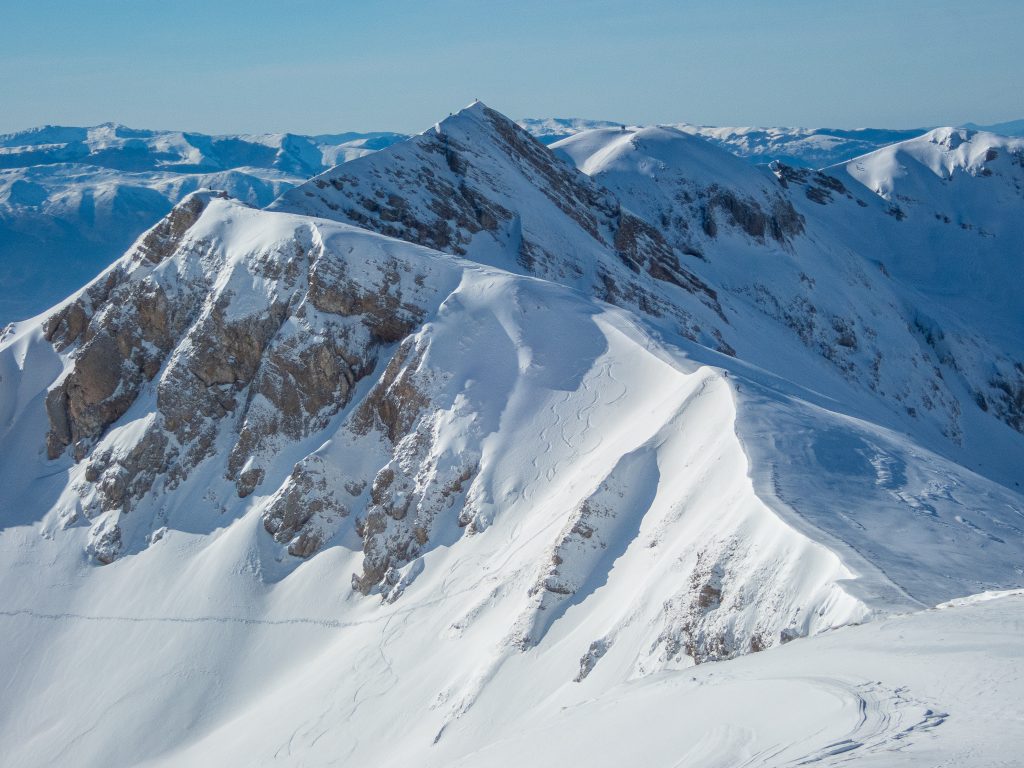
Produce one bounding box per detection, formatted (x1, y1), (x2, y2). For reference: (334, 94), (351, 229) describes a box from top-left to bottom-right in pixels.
(1, 103), (1022, 767)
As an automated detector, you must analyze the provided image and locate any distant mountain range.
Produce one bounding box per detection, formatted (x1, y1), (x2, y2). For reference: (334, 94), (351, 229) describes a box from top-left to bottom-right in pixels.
(519, 117), (931, 168)
(521, 115), (1024, 164)
(961, 117), (1024, 136)
(0, 124), (406, 321)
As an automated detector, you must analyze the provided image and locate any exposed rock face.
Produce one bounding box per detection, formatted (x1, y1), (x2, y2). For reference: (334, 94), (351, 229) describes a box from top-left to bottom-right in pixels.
(229, 329), (358, 497)
(39, 193), (453, 561)
(611, 209), (725, 319)
(987, 362), (1024, 433)
(85, 429), (170, 513)
(350, 338), (428, 444)
(263, 456), (348, 557)
(42, 198), (210, 461)
(87, 522), (122, 565)
(702, 185), (805, 242)
(347, 336), (479, 597)
(158, 299), (287, 449)
(136, 192), (212, 264)
(533, 498), (615, 596)
(771, 162), (861, 206)
(306, 253), (425, 344)
(654, 550), (746, 665)
(575, 638), (611, 682)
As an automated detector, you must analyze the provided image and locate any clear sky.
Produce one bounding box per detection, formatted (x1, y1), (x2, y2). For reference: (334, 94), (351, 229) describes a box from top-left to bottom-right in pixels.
(2, 0), (1021, 135)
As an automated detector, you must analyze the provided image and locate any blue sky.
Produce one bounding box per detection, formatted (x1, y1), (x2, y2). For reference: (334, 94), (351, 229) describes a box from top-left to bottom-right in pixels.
(2, 0), (1021, 134)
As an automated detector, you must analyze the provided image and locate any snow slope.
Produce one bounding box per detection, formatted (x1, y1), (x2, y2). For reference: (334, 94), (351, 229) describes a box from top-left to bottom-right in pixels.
(423, 593), (1024, 768)
(553, 122), (1024, 486)
(0, 103), (1022, 766)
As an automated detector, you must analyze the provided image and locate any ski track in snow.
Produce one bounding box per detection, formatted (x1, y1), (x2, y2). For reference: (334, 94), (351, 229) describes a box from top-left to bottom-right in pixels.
(0, 606), (390, 632)
(763, 679), (947, 766)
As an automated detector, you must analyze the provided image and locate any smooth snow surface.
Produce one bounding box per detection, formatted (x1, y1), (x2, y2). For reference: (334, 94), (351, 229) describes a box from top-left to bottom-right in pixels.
(428, 594), (1024, 768)
(2, 538), (1020, 768)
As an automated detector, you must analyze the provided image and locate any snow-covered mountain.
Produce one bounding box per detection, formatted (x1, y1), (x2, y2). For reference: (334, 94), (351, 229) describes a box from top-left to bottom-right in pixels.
(3, 116), (990, 325)
(6, 115), (1015, 325)
(0, 124), (408, 322)
(673, 124), (930, 167)
(1, 102), (1022, 766)
(0, 123), (408, 176)
(517, 117), (624, 143)
(553, 123), (1024, 470)
(519, 117), (929, 167)
(831, 128), (1024, 352)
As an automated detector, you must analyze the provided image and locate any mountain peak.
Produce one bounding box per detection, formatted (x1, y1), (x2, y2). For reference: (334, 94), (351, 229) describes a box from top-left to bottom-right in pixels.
(271, 102), (729, 331)
(432, 99), (492, 131)
(839, 124), (1024, 187)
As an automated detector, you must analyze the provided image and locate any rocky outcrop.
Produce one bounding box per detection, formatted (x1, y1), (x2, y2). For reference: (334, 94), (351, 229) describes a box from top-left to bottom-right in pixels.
(771, 162), (861, 207)
(263, 457), (349, 558)
(229, 329), (359, 497)
(42, 194), (222, 461)
(156, 297), (289, 488)
(702, 185), (804, 242)
(654, 551), (739, 664)
(44, 275), (190, 461)
(134, 192), (215, 264)
(511, 450), (657, 649)
(612, 210), (725, 319)
(37, 193), (456, 562)
(307, 253), (425, 344)
(350, 339), (453, 593)
(986, 362), (1024, 434)
(350, 338), (429, 444)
